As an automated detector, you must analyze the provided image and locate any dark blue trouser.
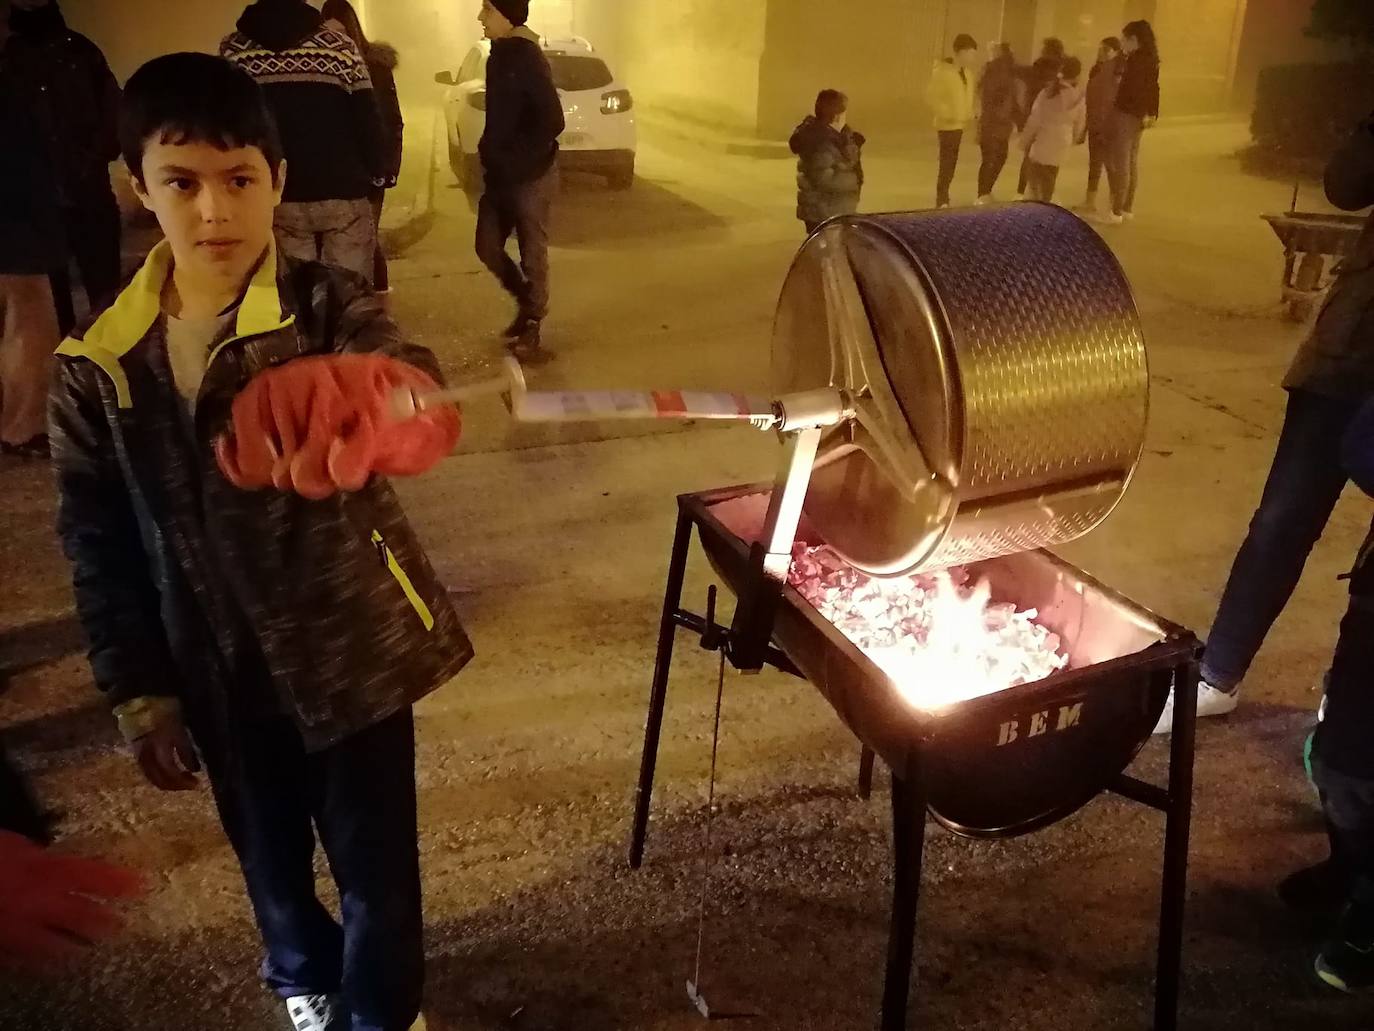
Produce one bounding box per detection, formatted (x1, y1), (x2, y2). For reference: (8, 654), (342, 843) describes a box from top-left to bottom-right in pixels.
(1202, 389), (1364, 689)
(203, 708), (423, 1031)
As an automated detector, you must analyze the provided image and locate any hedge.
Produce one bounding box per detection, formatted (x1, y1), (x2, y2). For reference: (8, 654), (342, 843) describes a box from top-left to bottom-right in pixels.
(1251, 61), (1374, 160)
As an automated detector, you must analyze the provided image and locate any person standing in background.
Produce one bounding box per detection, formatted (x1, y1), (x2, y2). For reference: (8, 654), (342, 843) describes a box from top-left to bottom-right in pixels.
(926, 33), (980, 209)
(1015, 38), (1065, 200)
(474, 0), (564, 362)
(0, 37), (63, 458)
(1101, 20), (1160, 225)
(322, 0), (403, 301)
(222, 0), (387, 281)
(1019, 57), (1086, 204)
(1080, 37), (1125, 214)
(975, 43), (1023, 205)
(790, 89), (865, 234)
(1, 0), (121, 338)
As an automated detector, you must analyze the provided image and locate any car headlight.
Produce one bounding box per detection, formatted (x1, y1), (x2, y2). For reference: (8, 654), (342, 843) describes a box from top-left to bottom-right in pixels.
(468, 91), (487, 112)
(601, 89), (633, 115)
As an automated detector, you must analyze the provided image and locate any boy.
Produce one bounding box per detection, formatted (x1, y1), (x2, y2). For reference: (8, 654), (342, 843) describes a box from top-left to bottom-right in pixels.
(50, 54), (470, 1031)
(789, 89), (865, 234)
(925, 33), (980, 209)
(1081, 37), (1124, 213)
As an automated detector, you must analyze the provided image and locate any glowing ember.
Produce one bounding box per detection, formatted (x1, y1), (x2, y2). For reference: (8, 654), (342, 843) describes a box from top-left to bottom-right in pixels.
(787, 544), (1068, 711)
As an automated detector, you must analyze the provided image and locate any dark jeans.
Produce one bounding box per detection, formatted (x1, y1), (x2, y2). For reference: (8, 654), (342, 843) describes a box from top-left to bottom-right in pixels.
(204, 708), (423, 1031)
(1087, 128), (1111, 195)
(50, 185), (122, 337)
(1025, 161), (1060, 203)
(476, 166), (556, 322)
(1016, 154), (1032, 196)
(977, 135), (1010, 198)
(1106, 110), (1145, 215)
(1202, 389), (1363, 689)
(935, 130), (963, 207)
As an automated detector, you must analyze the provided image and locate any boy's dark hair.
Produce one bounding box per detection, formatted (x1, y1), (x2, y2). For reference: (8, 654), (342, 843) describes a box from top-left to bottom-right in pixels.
(1042, 37), (1066, 60)
(1060, 56), (1083, 82)
(952, 33), (978, 53)
(1101, 36), (1123, 54)
(815, 89), (848, 124)
(120, 53), (284, 185)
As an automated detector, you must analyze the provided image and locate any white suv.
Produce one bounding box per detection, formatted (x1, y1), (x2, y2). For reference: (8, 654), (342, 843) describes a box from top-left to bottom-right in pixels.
(436, 36), (637, 190)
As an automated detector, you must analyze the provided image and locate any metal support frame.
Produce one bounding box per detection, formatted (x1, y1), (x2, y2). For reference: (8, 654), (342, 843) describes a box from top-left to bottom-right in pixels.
(631, 505), (1201, 1031)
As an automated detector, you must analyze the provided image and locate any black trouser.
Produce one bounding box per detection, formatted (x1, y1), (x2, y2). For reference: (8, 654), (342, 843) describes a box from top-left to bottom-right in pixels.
(977, 134), (1011, 198)
(1087, 129), (1112, 195)
(369, 189), (390, 293)
(202, 708), (424, 1031)
(50, 184), (122, 337)
(1025, 161), (1060, 203)
(1314, 529), (1374, 901)
(475, 166), (556, 323)
(935, 130), (963, 208)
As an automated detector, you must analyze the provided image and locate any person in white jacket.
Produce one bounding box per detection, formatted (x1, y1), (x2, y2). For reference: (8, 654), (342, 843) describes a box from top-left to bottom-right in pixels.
(1019, 56), (1087, 204)
(925, 33), (980, 208)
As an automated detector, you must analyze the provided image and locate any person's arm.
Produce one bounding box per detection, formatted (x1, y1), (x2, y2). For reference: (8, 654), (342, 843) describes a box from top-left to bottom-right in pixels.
(1344, 397), (1374, 498)
(1021, 94), (1044, 150)
(1326, 112), (1374, 212)
(527, 47), (566, 148)
(84, 39), (121, 164)
(338, 38), (388, 184)
(49, 362), (199, 790)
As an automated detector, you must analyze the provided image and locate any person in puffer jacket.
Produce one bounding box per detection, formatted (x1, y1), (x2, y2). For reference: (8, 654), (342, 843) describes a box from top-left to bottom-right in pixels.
(1019, 57), (1086, 204)
(51, 55), (466, 1031)
(790, 90), (865, 234)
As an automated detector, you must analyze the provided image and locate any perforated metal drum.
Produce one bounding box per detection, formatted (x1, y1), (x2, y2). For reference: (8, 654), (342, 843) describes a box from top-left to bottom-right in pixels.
(772, 204), (1149, 577)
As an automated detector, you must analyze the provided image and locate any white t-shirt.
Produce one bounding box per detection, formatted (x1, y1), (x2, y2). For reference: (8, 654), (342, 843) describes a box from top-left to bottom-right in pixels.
(166, 309), (236, 414)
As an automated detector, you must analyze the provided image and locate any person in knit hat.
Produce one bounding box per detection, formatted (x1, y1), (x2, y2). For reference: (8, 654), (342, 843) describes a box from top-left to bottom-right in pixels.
(475, 0), (564, 361)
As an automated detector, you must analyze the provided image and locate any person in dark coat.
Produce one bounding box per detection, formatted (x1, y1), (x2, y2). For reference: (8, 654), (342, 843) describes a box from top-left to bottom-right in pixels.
(323, 0), (403, 297)
(2, 0), (121, 338)
(474, 0), (565, 361)
(1101, 20), (1160, 223)
(975, 44), (1023, 204)
(0, 35), (63, 457)
(790, 89), (864, 234)
(222, 0), (388, 282)
(1156, 110), (1374, 736)
(1080, 36), (1124, 212)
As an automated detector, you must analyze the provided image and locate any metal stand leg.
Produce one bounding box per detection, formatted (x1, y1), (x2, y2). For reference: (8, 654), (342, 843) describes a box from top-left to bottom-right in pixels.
(630, 509), (694, 869)
(1154, 661), (1199, 1031)
(858, 747), (876, 800)
(881, 772), (926, 1031)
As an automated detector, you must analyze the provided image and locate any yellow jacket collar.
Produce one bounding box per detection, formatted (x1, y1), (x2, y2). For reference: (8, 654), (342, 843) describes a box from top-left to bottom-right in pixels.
(64, 240), (290, 362)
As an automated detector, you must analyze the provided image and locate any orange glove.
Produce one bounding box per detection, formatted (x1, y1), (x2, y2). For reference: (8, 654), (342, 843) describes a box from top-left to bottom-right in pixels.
(0, 830), (145, 969)
(215, 355), (459, 499)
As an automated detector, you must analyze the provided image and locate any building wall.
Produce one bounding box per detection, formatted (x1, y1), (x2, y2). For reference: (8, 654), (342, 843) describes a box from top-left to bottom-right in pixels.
(1232, 0), (1340, 110)
(59, 0), (240, 81)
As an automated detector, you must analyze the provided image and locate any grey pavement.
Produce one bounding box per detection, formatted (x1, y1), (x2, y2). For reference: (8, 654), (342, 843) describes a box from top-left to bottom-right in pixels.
(1, 119), (1371, 1030)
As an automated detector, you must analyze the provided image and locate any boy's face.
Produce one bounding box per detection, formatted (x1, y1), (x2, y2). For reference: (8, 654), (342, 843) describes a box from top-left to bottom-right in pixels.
(1099, 43), (1119, 63)
(955, 47), (980, 71)
(133, 137), (284, 288)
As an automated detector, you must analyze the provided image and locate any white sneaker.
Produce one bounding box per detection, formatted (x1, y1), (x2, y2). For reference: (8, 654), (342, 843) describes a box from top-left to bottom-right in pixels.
(286, 995), (340, 1031)
(975, 194), (993, 206)
(1095, 212), (1124, 226)
(1153, 681), (1239, 735)
(1121, 212), (1136, 222)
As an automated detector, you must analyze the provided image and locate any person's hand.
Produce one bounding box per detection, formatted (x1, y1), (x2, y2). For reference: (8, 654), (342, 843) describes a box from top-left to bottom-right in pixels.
(1143, 115), (1158, 129)
(133, 716), (201, 791)
(0, 831), (145, 969)
(216, 354), (458, 497)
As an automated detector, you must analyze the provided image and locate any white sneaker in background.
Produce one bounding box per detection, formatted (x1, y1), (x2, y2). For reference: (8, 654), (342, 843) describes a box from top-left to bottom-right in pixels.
(1121, 211), (1136, 222)
(1153, 681), (1239, 735)
(286, 995), (340, 1031)
(1096, 212), (1125, 226)
(975, 194), (993, 206)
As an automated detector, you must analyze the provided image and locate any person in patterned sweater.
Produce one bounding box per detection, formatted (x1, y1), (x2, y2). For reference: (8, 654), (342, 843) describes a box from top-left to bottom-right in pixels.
(222, 0), (386, 283)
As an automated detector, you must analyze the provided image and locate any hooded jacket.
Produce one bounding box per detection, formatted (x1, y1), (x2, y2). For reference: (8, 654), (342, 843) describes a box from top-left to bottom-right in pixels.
(0, 59), (64, 274)
(50, 245), (473, 753)
(1021, 81), (1087, 168)
(926, 59), (976, 132)
(1115, 51), (1160, 120)
(1, 0), (120, 205)
(480, 26), (565, 189)
(978, 56), (1024, 143)
(221, 0), (386, 203)
(790, 116), (863, 225)
(1285, 111), (1374, 399)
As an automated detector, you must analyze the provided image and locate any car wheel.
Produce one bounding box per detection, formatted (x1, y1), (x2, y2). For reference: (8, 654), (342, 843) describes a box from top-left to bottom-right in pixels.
(448, 138), (464, 181)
